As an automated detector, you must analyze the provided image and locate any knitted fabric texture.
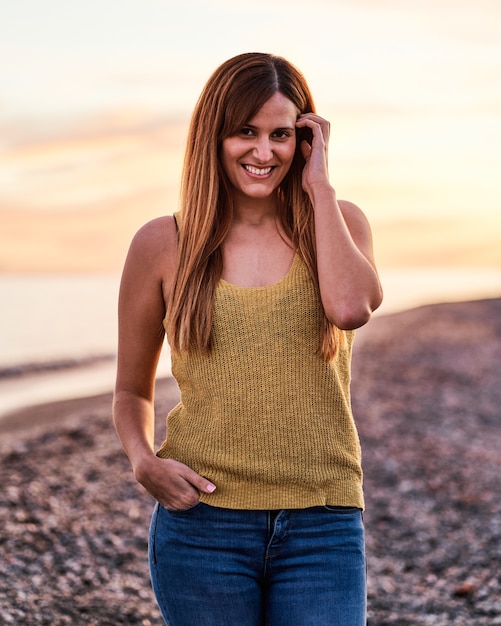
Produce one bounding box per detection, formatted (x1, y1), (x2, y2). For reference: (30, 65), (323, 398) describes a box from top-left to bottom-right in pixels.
(158, 254), (364, 510)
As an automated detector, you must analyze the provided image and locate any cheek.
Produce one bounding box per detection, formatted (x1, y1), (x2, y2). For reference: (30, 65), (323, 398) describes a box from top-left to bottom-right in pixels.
(281, 141), (297, 168)
(221, 140), (243, 169)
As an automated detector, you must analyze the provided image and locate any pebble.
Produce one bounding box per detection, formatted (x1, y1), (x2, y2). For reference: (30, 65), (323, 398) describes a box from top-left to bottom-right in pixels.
(1, 298), (500, 624)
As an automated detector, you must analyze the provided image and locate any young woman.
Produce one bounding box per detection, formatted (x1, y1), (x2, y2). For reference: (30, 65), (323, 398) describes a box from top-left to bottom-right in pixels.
(113, 52), (383, 626)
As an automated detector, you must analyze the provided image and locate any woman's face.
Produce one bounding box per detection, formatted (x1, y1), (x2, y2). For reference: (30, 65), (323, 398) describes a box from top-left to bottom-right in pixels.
(220, 92), (298, 204)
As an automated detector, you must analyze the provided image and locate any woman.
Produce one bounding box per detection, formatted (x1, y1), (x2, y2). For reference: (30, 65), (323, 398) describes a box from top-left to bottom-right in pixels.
(113, 52), (383, 626)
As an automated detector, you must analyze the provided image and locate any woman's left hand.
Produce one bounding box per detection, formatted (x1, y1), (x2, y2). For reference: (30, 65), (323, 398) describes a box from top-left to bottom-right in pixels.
(296, 113), (331, 196)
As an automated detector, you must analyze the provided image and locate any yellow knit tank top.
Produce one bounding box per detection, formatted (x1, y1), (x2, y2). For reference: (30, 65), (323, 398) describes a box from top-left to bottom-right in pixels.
(158, 254), (364, 510)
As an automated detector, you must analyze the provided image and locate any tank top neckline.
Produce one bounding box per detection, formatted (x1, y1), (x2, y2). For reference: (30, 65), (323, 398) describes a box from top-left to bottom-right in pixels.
(218, 252), (299, 291)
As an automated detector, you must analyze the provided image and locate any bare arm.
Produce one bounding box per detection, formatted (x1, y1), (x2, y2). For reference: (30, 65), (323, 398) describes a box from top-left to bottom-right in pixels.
(113, 216), (216, 509)
(296, 114), (383, 329)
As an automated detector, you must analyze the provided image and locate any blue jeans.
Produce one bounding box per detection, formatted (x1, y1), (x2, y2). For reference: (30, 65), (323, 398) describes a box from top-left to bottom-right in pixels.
(149, 502), (366, 625)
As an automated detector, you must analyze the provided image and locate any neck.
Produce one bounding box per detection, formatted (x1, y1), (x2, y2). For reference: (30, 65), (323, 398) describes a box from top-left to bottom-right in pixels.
(232, 194), (279, 226)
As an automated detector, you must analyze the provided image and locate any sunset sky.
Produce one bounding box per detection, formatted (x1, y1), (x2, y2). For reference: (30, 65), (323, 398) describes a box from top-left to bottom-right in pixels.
(1, 0), (500, 272)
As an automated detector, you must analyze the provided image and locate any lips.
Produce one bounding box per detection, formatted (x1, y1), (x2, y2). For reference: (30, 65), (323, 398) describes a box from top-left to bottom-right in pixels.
(242, 164), (274, 176)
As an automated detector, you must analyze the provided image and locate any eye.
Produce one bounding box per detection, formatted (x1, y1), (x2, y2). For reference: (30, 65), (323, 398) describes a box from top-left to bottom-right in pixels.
(272, 129), (292, 140)
(239, 127), (255, 137)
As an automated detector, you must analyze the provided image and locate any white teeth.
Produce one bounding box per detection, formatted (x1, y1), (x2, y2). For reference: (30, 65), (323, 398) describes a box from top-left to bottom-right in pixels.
(244, 165), (273, 176)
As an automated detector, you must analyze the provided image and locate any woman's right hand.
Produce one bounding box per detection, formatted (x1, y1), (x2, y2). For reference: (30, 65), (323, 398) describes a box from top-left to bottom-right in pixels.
(134, 456), (217, 511)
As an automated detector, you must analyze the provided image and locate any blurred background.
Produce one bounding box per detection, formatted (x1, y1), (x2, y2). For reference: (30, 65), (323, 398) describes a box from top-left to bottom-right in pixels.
(1, 0), (500, 411)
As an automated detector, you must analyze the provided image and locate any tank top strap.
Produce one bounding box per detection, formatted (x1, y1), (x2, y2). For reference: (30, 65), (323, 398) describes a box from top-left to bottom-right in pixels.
(172, 212), (179, 238)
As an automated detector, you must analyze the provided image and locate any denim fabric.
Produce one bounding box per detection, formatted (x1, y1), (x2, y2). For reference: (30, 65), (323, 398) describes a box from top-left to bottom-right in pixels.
(149, 502), (366, 626)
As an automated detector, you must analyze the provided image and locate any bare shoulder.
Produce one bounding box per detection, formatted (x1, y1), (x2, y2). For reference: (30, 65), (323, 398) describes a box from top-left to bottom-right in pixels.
(126, 215), (178, 276)
(130, 215), (177, 255)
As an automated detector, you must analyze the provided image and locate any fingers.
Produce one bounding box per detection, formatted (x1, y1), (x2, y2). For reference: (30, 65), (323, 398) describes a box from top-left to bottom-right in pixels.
(296, 113), (330, 144)
(296, 113), (331, 194)
(164, 461), (216, 510)
(137, 457), (216, 511)
(182, 465), (217, 495)
(300, 139), (312, 161)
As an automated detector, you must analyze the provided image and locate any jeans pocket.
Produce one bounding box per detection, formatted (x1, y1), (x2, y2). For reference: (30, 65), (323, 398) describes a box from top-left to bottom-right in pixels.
(148, 502), (161, 565)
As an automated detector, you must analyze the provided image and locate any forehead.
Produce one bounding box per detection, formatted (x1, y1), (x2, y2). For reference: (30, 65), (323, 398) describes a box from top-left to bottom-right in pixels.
(248, 92), (299, 126)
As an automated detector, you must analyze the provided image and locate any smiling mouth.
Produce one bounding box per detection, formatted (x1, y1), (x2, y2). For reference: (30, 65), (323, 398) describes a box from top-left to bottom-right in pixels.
(243, 165), (274, 176)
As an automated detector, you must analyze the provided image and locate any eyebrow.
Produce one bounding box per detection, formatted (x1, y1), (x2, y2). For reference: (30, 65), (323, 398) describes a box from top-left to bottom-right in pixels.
(244, 123), (296, 131)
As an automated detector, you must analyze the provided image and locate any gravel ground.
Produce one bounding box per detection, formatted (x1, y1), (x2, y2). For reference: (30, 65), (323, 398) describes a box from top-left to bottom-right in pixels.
(1, 298), (500, 625)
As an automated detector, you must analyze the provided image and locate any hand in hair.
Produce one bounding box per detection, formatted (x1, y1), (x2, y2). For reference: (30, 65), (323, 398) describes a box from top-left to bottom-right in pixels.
(296, 113), (331, 196)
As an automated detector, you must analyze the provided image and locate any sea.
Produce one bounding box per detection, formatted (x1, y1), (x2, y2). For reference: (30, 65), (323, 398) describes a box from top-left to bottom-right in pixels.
(0, 268), (500, 418)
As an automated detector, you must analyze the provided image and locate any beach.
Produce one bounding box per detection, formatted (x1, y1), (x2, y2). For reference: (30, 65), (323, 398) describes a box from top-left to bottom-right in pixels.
(2, 3), (501, 621)
(1, 297), (501, 624)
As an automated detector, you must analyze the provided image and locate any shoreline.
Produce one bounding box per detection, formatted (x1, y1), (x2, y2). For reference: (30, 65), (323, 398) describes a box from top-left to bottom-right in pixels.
(1, 269), (499, 420)
(0, 353), (116, 379)
(0, 298), (500, 439)
(1, 295), (500, 438)
(0, 351), (172, 422)
(0, 376), (176, 451)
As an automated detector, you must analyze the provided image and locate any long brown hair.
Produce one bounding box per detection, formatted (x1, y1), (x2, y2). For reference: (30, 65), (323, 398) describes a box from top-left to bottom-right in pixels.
(167, 52), (342, 361)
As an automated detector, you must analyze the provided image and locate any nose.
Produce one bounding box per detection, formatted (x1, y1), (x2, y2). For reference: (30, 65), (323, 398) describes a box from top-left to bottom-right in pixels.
(252, 136), (273, 163)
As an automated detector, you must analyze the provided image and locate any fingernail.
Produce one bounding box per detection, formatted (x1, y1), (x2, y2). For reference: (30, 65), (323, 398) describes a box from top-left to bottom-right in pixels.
(206, 483), (216, 493)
